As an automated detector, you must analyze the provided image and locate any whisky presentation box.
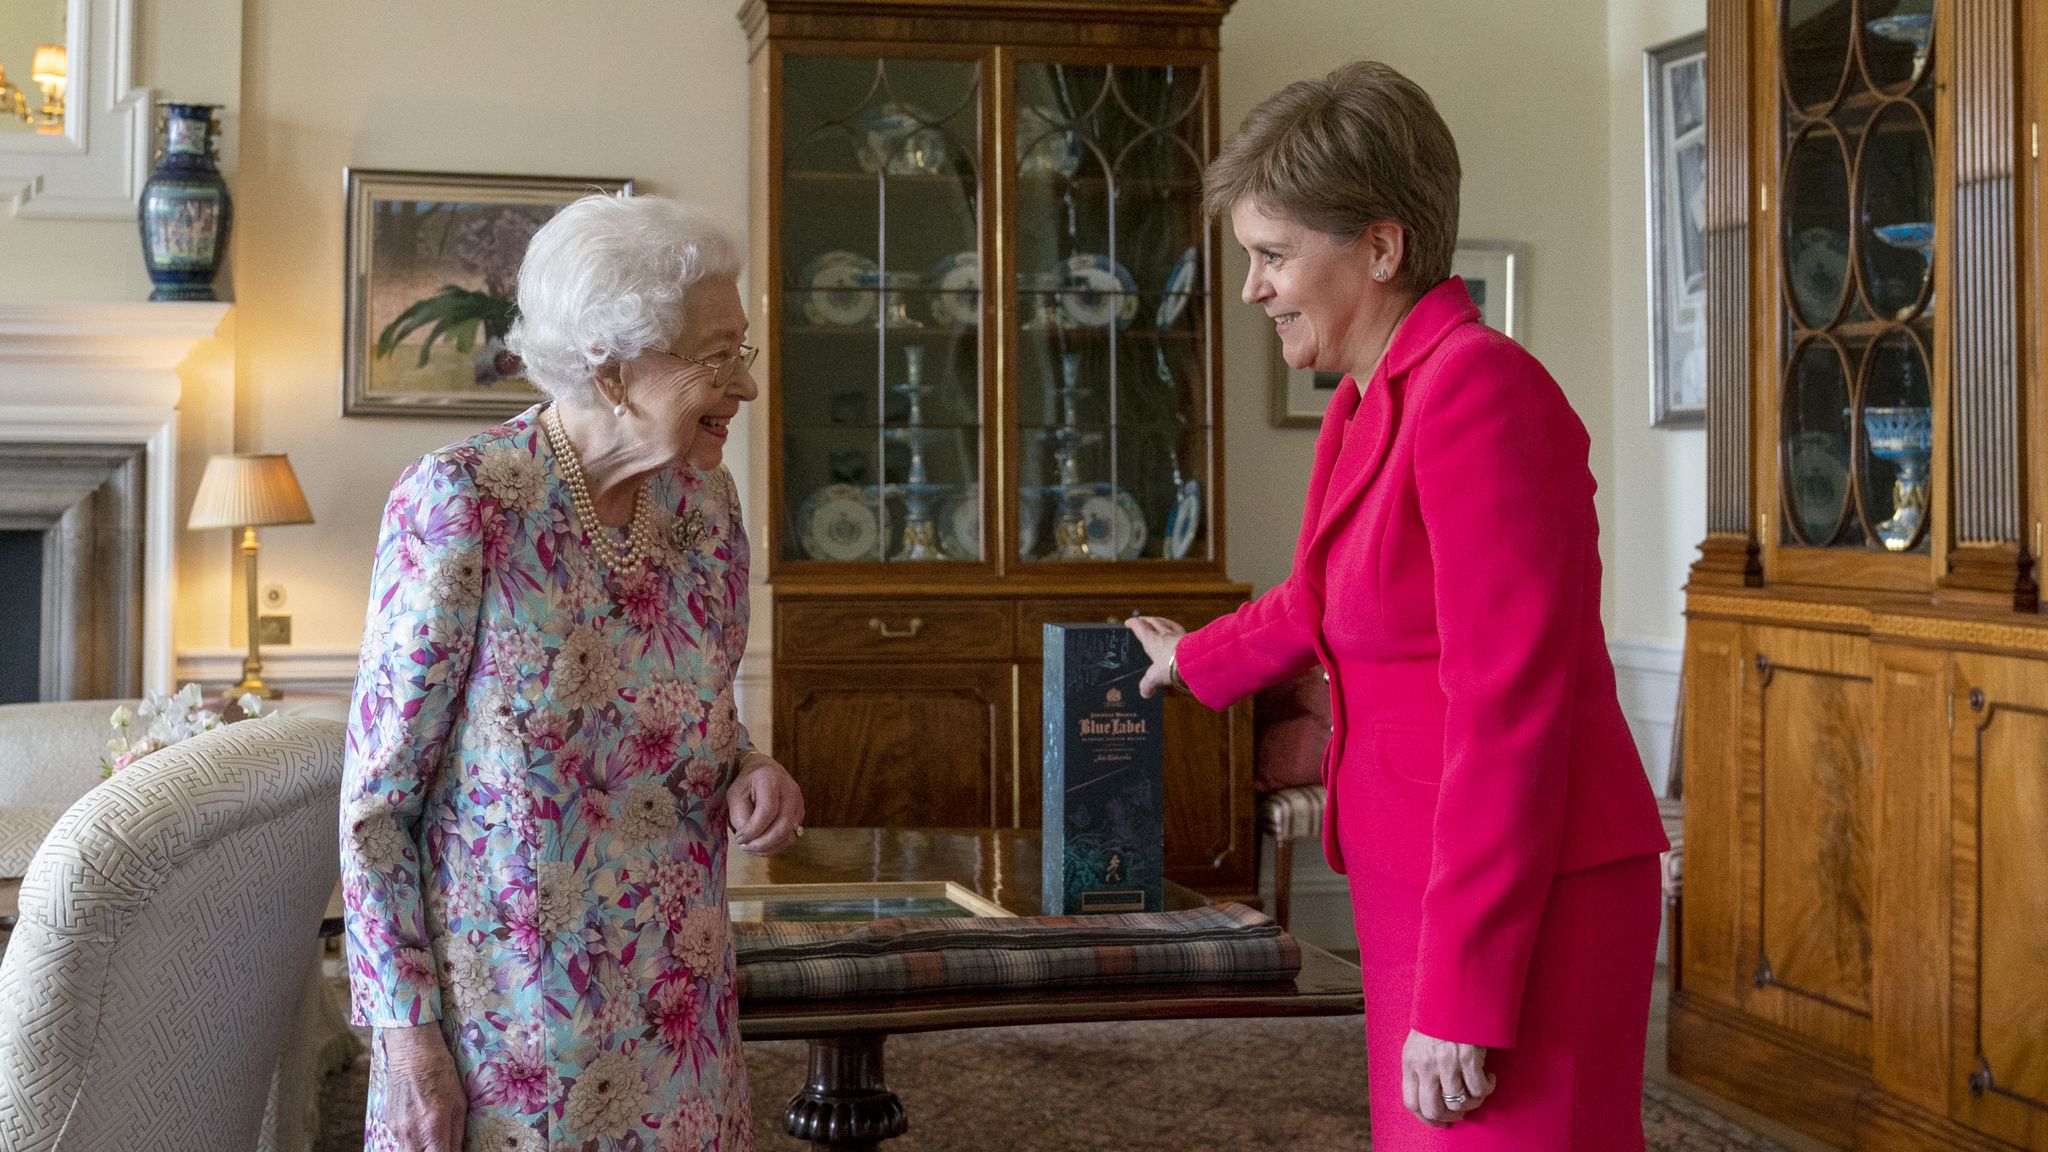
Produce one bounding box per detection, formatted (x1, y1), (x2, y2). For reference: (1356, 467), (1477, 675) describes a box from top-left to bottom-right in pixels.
(1041, 622), (1164, 915)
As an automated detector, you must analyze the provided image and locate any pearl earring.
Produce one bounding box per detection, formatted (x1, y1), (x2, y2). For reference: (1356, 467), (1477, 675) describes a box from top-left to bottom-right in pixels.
(1373, 268), (1389, 282)
(612, 400), (628, 418)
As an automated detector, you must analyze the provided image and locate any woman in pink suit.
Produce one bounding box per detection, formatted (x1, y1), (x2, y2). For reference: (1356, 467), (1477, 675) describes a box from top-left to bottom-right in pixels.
(1128, 62), (1669, 1150)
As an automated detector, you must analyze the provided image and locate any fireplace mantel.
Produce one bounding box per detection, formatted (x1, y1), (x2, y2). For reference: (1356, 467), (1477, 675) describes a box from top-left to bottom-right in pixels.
(0, 301), (231, 695)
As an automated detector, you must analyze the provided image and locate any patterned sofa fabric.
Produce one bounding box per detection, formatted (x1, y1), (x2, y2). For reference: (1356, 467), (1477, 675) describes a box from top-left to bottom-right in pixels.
(0, 715), (344, 1152)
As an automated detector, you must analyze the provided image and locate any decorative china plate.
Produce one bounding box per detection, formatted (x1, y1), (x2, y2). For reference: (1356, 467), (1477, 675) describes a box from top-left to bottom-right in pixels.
(929, 251), (981, 327)
(1155, 246), (1199, 329)
(802, 251), (881, 327)
(1163, 479), (1201, 560)
(1080, 488), (1146, 560)
(1057, 253), (1139, 329)
(798, 483), (881, 561)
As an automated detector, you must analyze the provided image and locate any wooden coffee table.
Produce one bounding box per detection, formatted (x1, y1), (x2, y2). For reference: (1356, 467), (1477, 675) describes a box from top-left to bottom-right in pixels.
(4, 830), (1362, 1152)
(732, 827), (1363, 1152)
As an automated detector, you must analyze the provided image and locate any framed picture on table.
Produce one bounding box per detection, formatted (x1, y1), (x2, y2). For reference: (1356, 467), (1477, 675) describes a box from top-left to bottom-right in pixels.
(1269, 239), (1528, 428)
(1645, 31), (1707, 428)
(341, 169), (633, 418)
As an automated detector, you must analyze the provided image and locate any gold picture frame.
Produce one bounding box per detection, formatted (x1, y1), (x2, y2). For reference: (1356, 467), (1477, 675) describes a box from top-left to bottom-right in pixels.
(341, 168), (633, 418)
(726, 881), (1015, 922)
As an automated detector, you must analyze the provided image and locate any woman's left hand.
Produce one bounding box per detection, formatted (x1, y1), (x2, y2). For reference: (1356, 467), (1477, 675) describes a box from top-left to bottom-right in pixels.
(727, 756), (805, 855)
(1125, 616), (1188, 699)
(1401, 1028), (1494, 1127)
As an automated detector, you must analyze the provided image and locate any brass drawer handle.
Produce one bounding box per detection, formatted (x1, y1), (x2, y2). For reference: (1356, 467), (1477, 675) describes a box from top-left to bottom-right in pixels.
(868, 617), (924, 640)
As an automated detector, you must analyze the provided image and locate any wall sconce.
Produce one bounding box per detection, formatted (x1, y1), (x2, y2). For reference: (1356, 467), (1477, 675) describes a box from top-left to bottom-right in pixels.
(0, 60), (29, 125)
(30, 43), (65, 133)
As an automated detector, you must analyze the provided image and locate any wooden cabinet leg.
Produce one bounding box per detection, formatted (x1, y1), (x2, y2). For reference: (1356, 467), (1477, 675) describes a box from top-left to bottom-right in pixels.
(1272, 833), (1295, 931)
(783, 1034), (909, 1151)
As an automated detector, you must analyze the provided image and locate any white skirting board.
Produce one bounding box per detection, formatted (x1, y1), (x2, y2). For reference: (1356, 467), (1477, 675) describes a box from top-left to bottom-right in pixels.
(1277, 638), (1685, 958)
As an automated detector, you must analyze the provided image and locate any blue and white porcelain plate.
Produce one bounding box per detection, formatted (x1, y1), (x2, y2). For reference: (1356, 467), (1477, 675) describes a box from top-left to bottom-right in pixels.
(798, 483), (881, 561)
(802, 251), (880, 327)
(1080, 488), (1147, 560)
(1057, 254), (1139, 330)
(928, 251), (981, 327)
(1155, 246), (1199, 330)
(1163, 479), (1201, 560)
(1017, 105), (1085, 178)
(857, 102), (949, 176)
(942, 483), (981, 560)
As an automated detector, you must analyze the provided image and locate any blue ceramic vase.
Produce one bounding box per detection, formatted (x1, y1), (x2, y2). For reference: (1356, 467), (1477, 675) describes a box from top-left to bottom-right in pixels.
(139, 103), (232, 301)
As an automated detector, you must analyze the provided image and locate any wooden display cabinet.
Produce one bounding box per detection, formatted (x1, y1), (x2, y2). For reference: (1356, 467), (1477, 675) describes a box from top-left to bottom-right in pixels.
(739, 0), (1257, 900)
(1675, 2), (2048, 1148)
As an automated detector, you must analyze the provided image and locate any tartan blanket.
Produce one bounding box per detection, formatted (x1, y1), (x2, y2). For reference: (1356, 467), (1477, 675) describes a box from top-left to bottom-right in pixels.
(733, 902), (1302, 1001)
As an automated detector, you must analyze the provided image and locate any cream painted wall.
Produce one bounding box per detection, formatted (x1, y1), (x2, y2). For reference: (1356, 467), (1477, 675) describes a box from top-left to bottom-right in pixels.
(1609, 0), (1708, 651)
(229, 0), (753, 655)
(1218, 1), (1617, 612)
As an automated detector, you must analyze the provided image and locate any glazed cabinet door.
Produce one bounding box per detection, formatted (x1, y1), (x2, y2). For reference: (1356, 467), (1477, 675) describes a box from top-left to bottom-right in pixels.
(1947, 652), (2048, 1148)
(772, 662), (1015, 829)
(770, 48), (994, 574)
(1766, 0), (1942, 593)
(1739, 624), (1876, 1065)
(1006, 54), (1219, 569)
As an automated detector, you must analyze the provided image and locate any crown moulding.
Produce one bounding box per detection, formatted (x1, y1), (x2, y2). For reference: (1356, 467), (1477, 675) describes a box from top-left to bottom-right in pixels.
(737, 0), (1233, 51)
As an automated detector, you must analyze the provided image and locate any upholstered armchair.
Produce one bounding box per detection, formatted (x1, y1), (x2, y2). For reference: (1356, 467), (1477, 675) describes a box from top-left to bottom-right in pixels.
(1252, 669), (1333, 930)
(0, 701), (128, 880)
(0, 715), (345, 1152)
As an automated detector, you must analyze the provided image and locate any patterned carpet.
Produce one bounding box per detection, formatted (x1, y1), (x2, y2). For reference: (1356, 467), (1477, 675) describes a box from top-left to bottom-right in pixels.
(320, 1014), (1790, 1150)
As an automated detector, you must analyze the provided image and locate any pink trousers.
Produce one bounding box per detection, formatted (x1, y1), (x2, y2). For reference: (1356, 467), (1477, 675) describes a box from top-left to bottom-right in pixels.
(1339, 822), (1661, 1150)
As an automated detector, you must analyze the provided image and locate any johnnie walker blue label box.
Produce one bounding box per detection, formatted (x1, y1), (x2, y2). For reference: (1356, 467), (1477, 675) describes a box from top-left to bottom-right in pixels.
(1041, 622), (1165, 915)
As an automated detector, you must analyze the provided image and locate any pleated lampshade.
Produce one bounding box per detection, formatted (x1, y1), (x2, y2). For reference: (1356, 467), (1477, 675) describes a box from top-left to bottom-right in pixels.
(188, 454), (315, 529)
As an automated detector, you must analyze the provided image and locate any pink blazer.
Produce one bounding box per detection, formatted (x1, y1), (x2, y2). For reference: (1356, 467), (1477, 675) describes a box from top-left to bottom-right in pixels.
(1177, 278), (1668, 1047)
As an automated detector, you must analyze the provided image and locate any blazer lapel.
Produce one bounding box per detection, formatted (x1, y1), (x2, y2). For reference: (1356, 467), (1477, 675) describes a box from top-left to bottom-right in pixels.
(1307, 378), (1395, 556)
(1303, 278), (1485, 562)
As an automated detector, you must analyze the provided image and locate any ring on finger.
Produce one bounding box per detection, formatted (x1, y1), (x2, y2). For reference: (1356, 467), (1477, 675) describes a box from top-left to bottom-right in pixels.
(1441, 1091), (1469, 1109)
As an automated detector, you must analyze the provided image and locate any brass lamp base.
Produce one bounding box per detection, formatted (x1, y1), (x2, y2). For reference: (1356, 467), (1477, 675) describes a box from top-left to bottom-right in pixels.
(232, 526), (283, 701)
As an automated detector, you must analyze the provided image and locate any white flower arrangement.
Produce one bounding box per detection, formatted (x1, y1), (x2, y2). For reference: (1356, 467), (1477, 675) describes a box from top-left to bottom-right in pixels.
(100, 684), (268, 779)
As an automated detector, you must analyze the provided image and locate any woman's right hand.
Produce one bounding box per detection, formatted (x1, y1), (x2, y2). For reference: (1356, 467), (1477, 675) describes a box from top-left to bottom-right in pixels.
(1125, 616), (1187, 699)
(378, 1022), (467, 1152)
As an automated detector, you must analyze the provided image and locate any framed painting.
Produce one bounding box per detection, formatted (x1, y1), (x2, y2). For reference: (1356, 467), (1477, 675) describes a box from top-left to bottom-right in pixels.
(1269, 239), (1528, 428)
(1646, 32), (1707, 428)
(1451, 239), (1529, 341)
(341, 169), (633, 418)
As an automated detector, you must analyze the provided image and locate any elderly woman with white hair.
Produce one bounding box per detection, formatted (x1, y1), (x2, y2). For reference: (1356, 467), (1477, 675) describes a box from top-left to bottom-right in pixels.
(339, 193), (802, 1152)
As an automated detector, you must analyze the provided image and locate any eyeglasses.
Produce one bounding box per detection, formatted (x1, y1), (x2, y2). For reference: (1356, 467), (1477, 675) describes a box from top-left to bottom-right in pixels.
(669, 343), (758, 388)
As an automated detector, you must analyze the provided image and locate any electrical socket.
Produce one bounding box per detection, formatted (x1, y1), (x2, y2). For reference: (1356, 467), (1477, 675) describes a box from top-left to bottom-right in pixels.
(257, 614), (293, 646)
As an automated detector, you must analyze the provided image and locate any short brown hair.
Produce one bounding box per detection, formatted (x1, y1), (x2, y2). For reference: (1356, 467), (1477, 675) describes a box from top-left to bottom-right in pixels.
(1204, 60), (1462, 289)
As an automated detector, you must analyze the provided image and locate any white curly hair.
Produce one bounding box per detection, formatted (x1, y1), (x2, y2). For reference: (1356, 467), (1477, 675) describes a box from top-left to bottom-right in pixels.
(505, 193), (744, 406)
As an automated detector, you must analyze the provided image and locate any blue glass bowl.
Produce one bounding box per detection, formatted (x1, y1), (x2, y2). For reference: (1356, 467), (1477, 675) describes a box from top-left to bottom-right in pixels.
(1872, 222), (1935, 258)
(1866, 13), (1932, 54)
(1863, 405), (1932, 463)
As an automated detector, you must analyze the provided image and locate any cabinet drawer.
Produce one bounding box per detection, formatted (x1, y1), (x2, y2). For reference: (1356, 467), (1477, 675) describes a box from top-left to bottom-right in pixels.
(1016, 597), (1244, 658)
(777, 600), (1015, 663)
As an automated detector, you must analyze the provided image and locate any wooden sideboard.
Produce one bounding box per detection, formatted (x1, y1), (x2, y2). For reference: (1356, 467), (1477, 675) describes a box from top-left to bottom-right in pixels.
(1674, 2), (2048, 1148)
(742, 0), (1258, 901)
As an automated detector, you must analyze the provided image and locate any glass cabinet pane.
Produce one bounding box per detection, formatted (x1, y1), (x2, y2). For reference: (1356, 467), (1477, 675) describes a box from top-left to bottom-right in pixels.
(1013, 61), (1212, 563)
(1777, 0), (1935, 554)
(778, 54), (984, 563)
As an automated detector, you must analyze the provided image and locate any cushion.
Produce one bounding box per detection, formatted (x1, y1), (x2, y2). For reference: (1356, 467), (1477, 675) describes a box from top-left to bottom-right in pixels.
(1253, 669), (1332, 791)
(1259, 785), (1327, 843)
(0, 805), (65, 879)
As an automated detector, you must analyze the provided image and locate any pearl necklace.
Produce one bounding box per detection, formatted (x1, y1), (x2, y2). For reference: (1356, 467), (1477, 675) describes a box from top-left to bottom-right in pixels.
(543, 405), (661, 573)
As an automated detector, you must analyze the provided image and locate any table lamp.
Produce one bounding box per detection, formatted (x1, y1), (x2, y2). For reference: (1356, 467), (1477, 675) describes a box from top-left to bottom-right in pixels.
(189, 453), (314, 699)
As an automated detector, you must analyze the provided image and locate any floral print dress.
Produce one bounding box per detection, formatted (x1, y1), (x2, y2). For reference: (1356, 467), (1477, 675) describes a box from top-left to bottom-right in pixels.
(340, 404), (756, 1152)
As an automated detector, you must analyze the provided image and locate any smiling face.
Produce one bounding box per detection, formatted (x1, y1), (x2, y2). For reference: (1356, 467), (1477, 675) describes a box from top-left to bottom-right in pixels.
(1231, 199), (1407, 379)
(614, 273), (757, 471)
